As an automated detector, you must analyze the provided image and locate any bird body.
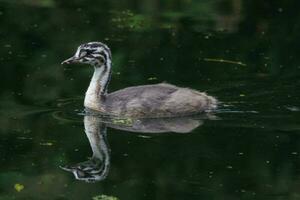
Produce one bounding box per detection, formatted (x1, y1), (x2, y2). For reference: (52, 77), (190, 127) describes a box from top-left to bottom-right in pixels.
(100, 83), (216, 118)
(62, 42), (217, 118)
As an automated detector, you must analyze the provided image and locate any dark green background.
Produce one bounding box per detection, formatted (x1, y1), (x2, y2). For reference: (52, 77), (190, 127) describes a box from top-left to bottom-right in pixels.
(0, 0), (300, 199)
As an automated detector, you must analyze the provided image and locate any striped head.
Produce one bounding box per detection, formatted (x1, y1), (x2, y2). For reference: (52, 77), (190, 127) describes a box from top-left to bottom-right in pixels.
(62, 42), (111, 67)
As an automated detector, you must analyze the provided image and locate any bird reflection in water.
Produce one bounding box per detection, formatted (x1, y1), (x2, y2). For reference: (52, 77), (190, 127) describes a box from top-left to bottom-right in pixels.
(60, 115), (110, 182)
(61, 113), (215, 182)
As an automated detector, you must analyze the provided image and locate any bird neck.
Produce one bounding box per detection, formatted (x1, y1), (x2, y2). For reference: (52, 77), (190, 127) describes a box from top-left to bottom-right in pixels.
(84, 61), (112, 110)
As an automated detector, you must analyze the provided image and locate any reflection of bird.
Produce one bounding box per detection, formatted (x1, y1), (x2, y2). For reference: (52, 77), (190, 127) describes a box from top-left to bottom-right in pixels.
(62, 42), (217, 118)
(60, 116), (110, 183)
(107, 115), (213, 133)
(61, 113), (208, 182)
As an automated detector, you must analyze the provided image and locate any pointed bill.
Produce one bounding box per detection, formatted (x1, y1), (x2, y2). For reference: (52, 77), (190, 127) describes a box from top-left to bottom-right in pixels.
(61, 56), (78, 65)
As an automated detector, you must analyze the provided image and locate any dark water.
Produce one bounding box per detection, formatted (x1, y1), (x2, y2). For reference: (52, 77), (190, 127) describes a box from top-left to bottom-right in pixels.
(1, 0), (300, 199)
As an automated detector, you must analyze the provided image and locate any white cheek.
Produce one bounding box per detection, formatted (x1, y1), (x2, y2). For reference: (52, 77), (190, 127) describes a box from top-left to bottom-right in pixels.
(92, 54), (101, 57)
(75, 49), (81, 57)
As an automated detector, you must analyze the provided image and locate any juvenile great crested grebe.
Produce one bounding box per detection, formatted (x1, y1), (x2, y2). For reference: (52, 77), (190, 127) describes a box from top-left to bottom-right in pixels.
(62, 42), (217, 118)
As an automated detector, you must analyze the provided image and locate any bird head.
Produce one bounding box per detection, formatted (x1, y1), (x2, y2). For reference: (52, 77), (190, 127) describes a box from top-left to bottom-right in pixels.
(61, 42), (111, 67)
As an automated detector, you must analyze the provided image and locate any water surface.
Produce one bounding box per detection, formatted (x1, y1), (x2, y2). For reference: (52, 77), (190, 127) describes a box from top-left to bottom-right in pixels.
(0, 0), (300, 199)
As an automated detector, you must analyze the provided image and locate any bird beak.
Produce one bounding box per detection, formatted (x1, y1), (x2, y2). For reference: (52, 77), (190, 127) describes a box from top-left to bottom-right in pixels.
(61, 56), (78, 65)
(59, 165), (73, 172)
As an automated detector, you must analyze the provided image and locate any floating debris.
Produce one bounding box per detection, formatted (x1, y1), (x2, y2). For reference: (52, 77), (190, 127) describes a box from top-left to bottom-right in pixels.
(111, 10), (152, 31)
(147, 77), (157, 81)
(285, 106), (299, 112)
(204, 58), (246, 66)
(17, 136), (33, 140)
(14, 183), (24, 192)
(137, 135), (152, 139)
(39, 142), (53, 146)
(112, 118), (133, 126)
(92, 195), (119, 200)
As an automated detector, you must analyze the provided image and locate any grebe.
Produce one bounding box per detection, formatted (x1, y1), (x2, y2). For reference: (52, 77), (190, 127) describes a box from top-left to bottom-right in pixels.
(62, 42), (217, 118)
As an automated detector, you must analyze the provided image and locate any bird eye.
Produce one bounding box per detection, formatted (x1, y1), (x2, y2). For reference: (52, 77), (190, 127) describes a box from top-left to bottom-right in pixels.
(99, 57), (105, 64)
